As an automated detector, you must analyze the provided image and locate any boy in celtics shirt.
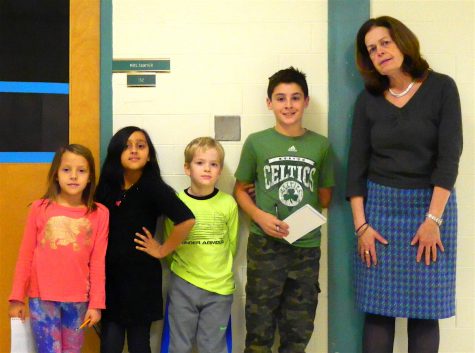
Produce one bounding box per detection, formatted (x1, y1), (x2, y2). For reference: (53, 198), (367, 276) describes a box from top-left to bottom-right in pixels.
(163, 137), (238, 353)
(234, 67), (334, 353)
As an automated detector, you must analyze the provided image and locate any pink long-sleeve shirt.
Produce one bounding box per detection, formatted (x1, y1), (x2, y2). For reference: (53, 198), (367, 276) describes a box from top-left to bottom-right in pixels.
(9, 200), (109, 309)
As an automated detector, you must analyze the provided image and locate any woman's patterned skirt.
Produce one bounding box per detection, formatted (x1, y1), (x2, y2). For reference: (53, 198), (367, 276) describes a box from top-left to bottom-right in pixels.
(354, 180), (457, 319)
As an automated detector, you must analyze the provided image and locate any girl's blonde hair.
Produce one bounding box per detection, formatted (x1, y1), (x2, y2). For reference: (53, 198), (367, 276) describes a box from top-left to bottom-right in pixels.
(42, 144), (97, 212)
(184, 137), (225, 166)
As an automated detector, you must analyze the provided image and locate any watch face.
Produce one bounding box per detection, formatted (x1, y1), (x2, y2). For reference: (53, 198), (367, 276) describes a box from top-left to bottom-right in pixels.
(426, 213), (442, 226)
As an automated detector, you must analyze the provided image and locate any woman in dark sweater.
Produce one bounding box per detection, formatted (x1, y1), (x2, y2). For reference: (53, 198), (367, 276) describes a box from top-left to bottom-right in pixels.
(347, 16), (462, 353)
(95, 126), (195, 353)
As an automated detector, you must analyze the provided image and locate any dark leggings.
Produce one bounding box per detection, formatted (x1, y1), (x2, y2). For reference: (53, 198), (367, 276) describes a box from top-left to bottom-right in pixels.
(363, 313), (439, 353)
(100, 319), (152, 353)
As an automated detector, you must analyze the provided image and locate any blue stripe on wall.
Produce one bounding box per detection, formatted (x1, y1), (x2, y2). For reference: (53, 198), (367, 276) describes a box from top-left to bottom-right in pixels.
(0, 81), (69, 94)
(328, 1), (369, 352)
(0, 81), (68, 163)
(0, 152), (55, 163)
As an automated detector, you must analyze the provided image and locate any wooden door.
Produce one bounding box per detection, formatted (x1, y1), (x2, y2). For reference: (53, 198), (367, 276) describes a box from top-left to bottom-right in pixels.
(0, 1), (101, 351)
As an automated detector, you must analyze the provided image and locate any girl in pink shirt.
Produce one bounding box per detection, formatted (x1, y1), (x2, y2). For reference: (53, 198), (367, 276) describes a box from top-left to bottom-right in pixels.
(8, 144), (109, 353)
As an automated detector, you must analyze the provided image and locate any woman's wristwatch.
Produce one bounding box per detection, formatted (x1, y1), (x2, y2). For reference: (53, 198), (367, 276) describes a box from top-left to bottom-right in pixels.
(425, 213), (443, 226)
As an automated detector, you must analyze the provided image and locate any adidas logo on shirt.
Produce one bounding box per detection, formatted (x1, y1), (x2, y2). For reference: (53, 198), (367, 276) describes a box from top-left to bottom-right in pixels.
(288, 145), (298, 152)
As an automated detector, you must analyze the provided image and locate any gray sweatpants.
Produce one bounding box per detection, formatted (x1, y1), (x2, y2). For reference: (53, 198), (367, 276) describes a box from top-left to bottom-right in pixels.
(168, 273), (233, 353)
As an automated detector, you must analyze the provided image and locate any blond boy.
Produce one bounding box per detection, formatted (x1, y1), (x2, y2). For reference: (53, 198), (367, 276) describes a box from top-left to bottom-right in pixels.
(164, 137), (238, 353)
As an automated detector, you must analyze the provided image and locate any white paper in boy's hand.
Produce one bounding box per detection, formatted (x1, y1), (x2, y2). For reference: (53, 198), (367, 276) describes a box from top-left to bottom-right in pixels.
(11, 317), (36, 353)
(282, 204), (327, 244)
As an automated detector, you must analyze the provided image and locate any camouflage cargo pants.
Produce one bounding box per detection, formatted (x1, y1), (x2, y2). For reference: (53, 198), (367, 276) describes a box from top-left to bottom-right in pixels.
(245, 234), (321, 353)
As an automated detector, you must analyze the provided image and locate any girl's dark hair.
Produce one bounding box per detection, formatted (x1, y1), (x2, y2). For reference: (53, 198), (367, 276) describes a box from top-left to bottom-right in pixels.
(355, 16), (429, 95)
(95, 126), (172, 204)
(42, 144), (97, 212)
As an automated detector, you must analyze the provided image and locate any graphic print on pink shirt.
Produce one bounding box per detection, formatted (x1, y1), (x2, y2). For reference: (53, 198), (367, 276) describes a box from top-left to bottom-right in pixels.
(40, 216), (92, 251)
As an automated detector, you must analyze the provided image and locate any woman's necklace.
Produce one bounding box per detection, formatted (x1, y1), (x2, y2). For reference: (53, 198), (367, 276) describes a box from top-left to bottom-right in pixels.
(388, 80), (416, 98)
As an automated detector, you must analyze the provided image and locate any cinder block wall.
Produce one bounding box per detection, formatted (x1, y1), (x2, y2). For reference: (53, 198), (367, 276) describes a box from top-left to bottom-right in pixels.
(112, 1), (474, 352)
(112, 1), (328, 352)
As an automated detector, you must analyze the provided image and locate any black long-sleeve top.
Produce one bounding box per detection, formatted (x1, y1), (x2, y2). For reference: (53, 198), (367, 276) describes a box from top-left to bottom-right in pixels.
(346, 71), (463, 198)
(96, 173), (194, 324)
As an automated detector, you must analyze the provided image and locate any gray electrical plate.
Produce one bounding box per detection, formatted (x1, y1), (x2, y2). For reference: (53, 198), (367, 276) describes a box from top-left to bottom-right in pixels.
(214, 115), (241, 141)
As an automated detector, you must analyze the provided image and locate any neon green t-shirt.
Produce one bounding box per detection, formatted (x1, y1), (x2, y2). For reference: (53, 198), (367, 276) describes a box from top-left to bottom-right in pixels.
(234, 128), (334, 247)
(164, 189), (239, 295)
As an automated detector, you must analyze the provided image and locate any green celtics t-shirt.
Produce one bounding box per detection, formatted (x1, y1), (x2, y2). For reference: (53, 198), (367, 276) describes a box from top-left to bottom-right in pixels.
(235, 128), (334, 247)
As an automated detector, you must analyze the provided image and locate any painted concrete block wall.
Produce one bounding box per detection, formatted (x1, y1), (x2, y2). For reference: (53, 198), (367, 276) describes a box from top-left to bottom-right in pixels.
(112, 1), (474, 352)
(371, 2), (475, 353)
(112, 1), (329, 352)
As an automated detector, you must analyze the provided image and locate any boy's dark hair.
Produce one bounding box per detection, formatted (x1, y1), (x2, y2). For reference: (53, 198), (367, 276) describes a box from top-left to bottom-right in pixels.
(95, 126), (173, 206)
(356, 16), (429, 95)
(267, 66), (308, 99)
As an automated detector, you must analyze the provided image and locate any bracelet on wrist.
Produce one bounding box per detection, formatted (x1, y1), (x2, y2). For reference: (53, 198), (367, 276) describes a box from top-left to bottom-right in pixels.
(355, 222), (370, 237)
(354, 222), (368, 236)
(425, 213), (443, 227)
(356, 223), (370, 238)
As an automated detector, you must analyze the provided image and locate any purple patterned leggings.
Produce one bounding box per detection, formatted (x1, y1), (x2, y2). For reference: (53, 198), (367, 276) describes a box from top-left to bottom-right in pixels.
(29, 298), (87, 353)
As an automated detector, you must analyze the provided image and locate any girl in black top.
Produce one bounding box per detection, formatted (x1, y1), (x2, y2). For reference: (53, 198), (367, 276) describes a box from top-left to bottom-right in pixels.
(95, 126), (194, 353)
